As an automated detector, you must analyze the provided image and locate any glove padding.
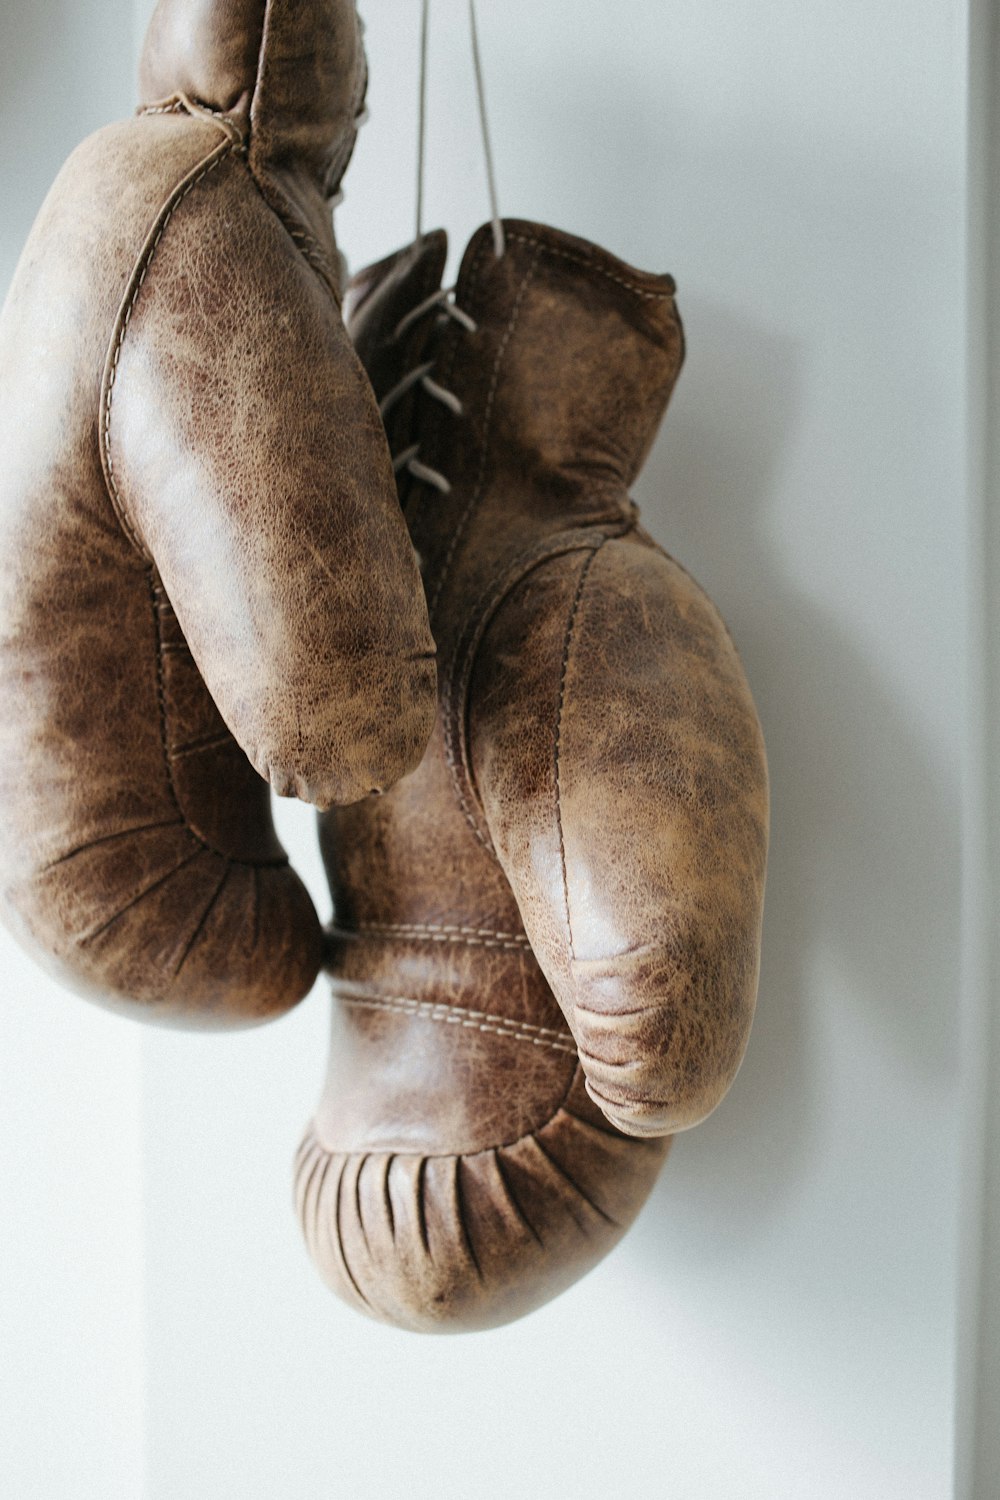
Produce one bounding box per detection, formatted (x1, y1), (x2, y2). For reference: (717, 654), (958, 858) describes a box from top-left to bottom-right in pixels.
(0, 0), (436, 1025)
(295, 225), (767, 1330)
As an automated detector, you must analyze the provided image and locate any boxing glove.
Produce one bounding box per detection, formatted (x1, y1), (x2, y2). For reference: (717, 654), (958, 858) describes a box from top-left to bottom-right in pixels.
(295, 223), (768, 1330)
(0, 0), (436, 1024)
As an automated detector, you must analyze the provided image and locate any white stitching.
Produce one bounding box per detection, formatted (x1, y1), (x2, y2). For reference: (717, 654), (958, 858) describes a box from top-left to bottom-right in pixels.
(345, 992), (569, 1038)
(430, 242), (539, 850)
(505, 232), (675, 301)
(554, 547), (601, 961)
(339, 994), (577, 1054)
(281, 217), (335, 276)
(442, 527), (626, 856)
(333, 921), (530, 949)
(441, 663), (494, 852)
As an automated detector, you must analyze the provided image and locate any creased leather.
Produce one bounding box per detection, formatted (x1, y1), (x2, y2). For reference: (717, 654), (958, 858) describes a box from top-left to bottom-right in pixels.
(296, 222), (768, 1330)
(0, 1), (436, 1024)
(140, 0), (370, 290)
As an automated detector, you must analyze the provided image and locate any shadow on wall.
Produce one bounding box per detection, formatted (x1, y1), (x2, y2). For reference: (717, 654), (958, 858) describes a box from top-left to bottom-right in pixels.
(628, 297), (961, 1254)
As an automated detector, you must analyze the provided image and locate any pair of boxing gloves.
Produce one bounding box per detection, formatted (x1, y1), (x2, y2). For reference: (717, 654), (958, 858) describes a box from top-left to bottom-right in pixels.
(0, 0), (768, 1330)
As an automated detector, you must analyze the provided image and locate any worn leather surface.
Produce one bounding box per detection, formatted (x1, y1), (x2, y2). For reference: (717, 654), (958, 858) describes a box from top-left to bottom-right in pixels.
(297, 222), (768, 1330)
(0, 0), (436, 1025)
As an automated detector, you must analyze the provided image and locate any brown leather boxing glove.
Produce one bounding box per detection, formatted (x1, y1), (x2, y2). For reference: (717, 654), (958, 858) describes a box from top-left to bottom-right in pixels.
(0, 0), (436, 1026)
(295, 223), (768, 1331)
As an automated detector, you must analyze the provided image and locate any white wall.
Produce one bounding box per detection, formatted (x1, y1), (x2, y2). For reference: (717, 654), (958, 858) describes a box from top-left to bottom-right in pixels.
(959, 0), (1000, 1492)
(0, 11), (147, 1498)
(0, 2), (985, 1496)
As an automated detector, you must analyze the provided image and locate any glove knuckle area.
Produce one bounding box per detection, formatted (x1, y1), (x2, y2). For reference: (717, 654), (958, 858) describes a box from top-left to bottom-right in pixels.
(0, 563), (321, 1024)
(6, 832), (321, 1025)
(296, 1070), (667, 1334)
(570, 931), (757, 1136)
(298, 938), (665, 1331)
(253, 650), (438, 810)
(470, 535), (768, 1139)
(554, 537), (768, 1133)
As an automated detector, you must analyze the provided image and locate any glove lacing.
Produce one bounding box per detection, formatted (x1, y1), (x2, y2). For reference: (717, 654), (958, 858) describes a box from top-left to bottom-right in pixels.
(384, 0), (504, 497)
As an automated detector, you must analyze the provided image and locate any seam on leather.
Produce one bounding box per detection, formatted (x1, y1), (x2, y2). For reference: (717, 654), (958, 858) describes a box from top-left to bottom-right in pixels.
(454, 1158), (485, 1280)
(139, 99), (186, 117)
(307, 1062), (587, 1164)
(246, 164), (343, 299)
(414, 1158), (430, 1252)
(245, 0), (347, 300)
(427, 243), (542, 620)
(78, 847), (202, 947)
(442, 524), (632, 855)
(337, 992), (577, 1053)
(554, 545), (603, 963)
(314, 1150), (338, 1262)
(138, 95), (247, 149)
(298, 1144), (327, 1237)
(341, 1165), (377, 1310)
(168, 729), (236, 761)
(331, 920), (530, 949)
(528, 1133), (618, 1224)
(353, 1154), (372, 1256)
(491, 1150), (543, 1245)
(36, 817), (187, 875)
(505, 231), (676, 303)
(148, 574), (289, 870)
(100, 133), (241, 557)
(331, 1157), (373, 1310)
(170, 864), (231, 977)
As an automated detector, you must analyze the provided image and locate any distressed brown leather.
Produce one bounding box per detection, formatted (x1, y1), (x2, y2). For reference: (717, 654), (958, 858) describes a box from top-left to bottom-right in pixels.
(0, 0), (436, 1025)
(296, 223), (768, 1330)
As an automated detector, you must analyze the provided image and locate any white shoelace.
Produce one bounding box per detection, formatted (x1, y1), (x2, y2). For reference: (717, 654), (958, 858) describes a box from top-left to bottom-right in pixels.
(416, 0), (505, 257)
(390, 0), (507, 498)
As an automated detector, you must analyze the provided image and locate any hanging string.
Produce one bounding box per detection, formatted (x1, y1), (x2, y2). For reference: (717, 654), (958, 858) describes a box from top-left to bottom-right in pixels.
(468, 0), (505, 256)
(415, 0), (430, 243)
(415, 0), (506, 257)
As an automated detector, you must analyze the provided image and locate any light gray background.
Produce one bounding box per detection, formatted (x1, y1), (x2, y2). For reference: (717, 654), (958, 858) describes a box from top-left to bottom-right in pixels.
(0, 1), (993, 1496)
